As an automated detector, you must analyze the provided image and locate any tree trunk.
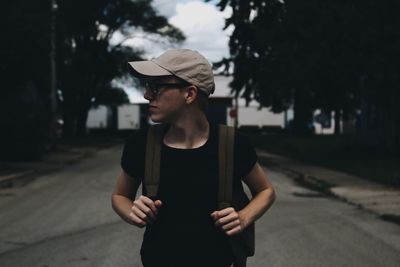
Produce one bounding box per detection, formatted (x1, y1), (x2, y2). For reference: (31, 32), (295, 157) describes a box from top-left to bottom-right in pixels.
(63, 107), (77, 139)
(293, 88), (313, 135)
(394, 88), (400, 152)
(76, 105), (90, 137)
(334, 108), (341, 135)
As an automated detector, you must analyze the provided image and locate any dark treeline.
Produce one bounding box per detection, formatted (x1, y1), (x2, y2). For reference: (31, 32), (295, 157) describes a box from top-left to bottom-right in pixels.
(0, 0), (184, 160)
(214, 0), (400, 150)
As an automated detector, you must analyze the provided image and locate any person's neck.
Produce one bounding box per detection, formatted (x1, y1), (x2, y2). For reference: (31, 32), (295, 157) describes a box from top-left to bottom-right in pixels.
(164, 112), (210, 149)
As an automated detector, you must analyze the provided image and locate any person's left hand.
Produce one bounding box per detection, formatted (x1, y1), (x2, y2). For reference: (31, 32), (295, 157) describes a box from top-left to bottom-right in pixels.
(211, 207), (247, 236)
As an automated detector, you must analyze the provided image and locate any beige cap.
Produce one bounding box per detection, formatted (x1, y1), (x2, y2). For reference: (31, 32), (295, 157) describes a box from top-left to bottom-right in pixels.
(128, 49), (215, 95)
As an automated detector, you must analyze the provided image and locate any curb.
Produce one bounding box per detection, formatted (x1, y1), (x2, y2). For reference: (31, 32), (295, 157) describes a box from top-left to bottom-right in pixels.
(0, 145), (106, 189)
(257, 151), (400, 226)
(257, 154), (334, 194)
(0, 138), (124, 190)
(0, 171), (35, 188)
(294, 173), (335, 195)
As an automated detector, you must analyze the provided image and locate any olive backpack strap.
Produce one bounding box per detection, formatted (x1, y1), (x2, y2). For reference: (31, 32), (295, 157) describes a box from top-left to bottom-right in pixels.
(144, 124), (165, 198)
(218, 124), (254, 267)
(218, 124), (235, 210)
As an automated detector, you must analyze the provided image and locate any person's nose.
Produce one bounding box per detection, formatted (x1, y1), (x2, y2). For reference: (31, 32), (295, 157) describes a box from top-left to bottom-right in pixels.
(144, 89), (154, 101)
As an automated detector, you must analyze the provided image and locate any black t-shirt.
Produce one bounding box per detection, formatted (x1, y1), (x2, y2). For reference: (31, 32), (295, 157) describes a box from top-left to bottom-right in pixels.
(121, 123), (257, 267)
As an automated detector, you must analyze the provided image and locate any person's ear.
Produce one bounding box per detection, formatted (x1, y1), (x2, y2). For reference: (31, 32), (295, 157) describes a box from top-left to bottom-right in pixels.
(185, 85), (198, 104)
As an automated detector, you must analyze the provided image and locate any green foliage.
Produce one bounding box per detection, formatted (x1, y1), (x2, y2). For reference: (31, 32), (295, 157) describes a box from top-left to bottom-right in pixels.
(93, 86), (130, 107)
(1, 0), (186, 160)
(56, 0), (185, 137)
(215, 0), (400, 136)
(0, 1), (52, 160)
(1, 0), (51, 102)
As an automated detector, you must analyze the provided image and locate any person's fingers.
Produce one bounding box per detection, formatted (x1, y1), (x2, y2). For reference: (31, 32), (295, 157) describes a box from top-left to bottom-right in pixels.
(226, 225), (242, 236)
(221, 218), (241, 231)
(211, 208), (246, 236)
(211, 207), (235, 221)
(211, 207), (246, 236)
(216, 210), (238, 226)
(132, 205), (154, 224)
(129, 211), (146, 227)
(218, 207), (235, 218)
(210, 211), (217, 220)
(138, 196), (159, 216)
(154, 200), (162, 208)
(133, 198), (157, 220)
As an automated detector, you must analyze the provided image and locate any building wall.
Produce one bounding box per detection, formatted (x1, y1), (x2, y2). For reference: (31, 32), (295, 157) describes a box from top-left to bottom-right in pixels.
(227, 106), (285, 128)
(117, 105), (140, 130)
(87, 105), (110, 129)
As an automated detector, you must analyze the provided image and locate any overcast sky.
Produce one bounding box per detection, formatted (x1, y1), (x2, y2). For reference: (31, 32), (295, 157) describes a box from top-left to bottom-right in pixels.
(111, 0), (232, 102)
(112, 0), (232, 63)
(153, 0), (232, 62)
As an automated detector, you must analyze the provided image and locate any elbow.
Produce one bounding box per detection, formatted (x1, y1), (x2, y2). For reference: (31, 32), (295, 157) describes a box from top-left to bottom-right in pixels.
(111, 193), (116, 212)
(270, 187), (277, 204)
(265, 185), (276, 207)
(111, 192), (119, 213)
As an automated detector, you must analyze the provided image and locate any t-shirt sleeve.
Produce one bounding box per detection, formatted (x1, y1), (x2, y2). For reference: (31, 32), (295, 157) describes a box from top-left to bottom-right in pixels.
(234, 131), (258, 180)
(120, 129), (147, 180)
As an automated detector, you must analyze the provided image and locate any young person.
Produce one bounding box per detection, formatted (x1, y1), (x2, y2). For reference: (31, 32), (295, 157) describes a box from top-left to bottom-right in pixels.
(111, 49), (275, 267)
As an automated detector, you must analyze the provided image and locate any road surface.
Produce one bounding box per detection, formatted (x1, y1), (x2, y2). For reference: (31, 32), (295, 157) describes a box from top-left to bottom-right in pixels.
(0, 145), (399, 266)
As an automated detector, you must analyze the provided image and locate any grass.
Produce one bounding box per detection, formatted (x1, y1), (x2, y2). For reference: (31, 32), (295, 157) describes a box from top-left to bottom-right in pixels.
(248, 133), (400, 188)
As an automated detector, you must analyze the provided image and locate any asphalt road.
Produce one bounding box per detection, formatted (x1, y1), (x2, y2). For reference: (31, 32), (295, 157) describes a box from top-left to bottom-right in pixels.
(0, 145), (399, 267)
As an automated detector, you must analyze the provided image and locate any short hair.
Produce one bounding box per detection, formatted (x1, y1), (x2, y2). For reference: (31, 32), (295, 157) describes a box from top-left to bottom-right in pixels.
(174, 76), (209, 111)
(196, 89), (209, 111)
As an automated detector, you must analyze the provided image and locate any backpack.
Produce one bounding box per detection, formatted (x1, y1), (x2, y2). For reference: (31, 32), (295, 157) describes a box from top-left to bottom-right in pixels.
(144, 124), (255, 266)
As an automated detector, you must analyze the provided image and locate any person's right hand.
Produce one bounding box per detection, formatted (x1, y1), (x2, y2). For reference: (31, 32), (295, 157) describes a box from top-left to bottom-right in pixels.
(129, 195), (162, 227)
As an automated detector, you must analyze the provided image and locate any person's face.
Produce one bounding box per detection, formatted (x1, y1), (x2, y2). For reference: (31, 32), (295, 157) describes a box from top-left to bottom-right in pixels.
(143, 76), (190, 123)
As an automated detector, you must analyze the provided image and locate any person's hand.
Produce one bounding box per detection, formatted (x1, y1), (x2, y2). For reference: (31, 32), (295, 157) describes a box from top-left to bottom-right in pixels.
(211, 207), (247, 236)
(129, 195), (162, 228)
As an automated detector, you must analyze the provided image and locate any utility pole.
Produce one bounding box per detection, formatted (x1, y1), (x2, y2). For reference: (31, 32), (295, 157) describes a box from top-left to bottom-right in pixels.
(50, 0), (58, 143)
(50, 0), (58, 117)
(234, 93), (239, 129)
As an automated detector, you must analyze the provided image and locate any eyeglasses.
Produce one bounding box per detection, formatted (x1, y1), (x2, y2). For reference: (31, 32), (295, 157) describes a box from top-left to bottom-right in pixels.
(145, 81), (189, 96)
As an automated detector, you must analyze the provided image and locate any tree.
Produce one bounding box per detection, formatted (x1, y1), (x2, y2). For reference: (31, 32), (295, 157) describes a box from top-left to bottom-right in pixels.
(212, 1), (298, 128)
(213, 0), (374, 135)
(277, 0), (362, 134)
(57, 0), (185, 138)
(356, 0), (400, 150)
(93, 86), (130, 107)
(0, 1), (52, 159)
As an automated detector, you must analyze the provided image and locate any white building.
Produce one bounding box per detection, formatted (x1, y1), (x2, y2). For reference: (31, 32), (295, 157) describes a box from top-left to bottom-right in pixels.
(213, 75), (287, 128)
(87, 75), (336, 133)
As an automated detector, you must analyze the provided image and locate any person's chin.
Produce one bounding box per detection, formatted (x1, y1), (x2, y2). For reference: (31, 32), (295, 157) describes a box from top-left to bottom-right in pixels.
(150, 114), (166, 124)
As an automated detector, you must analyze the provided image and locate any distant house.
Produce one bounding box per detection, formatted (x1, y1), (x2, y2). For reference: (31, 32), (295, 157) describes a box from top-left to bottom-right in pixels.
(87, 104), (142, 131)
(212, 75), (287, 130)
(206, 75), (233, 125)
(87, 105), (112, 129)
(87, 75), (293, 132)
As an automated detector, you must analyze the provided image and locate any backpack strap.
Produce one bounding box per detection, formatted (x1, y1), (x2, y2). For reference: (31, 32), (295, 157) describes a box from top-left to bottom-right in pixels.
(144, 124), (165, 198)
(218, 124), (235, 210)
(145, 123), (252, 263)
(144, 123), (235, 207)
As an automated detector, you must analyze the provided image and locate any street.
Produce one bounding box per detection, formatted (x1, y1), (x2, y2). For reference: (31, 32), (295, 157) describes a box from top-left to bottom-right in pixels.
(0, 145), (399, 267)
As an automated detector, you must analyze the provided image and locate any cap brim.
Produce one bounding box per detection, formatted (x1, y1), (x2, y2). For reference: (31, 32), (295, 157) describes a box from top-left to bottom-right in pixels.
(128, 60), (172, 77)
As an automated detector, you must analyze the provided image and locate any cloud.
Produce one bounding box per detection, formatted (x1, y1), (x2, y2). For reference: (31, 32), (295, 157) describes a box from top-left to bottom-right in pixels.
(168, 1), (232, 62)
(110, 1), (232, 62)
(111, 1), (233, 102)
(152, 0), (181, 17)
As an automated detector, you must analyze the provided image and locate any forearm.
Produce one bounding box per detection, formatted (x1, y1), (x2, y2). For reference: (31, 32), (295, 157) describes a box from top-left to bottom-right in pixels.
(239, 187), (275, 227)
(112, 194), (135, 225)
(111, 171), (141, 225)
